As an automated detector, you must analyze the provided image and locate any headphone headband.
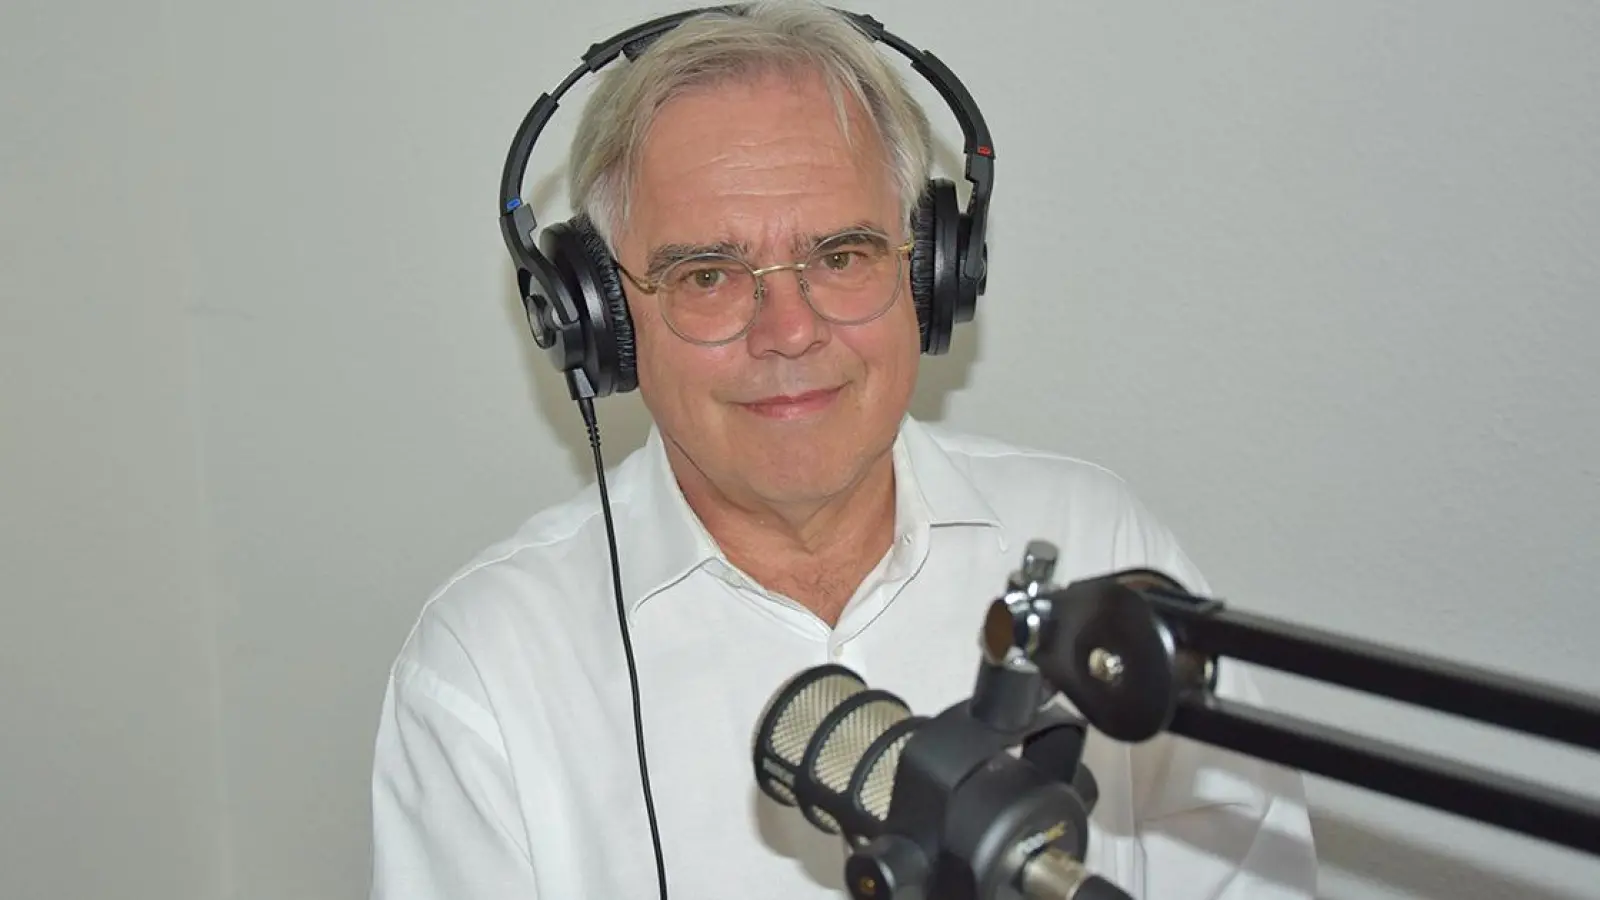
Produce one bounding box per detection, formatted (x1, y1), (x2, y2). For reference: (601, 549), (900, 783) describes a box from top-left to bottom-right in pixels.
(498, 5), (993, 293)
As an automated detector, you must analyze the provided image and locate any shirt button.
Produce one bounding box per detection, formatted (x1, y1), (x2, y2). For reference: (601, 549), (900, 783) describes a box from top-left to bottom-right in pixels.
(829, 645), (844, 661)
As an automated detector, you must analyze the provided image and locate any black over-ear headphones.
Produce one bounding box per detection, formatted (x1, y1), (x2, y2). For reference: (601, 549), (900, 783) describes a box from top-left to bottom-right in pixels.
(498, 5), (994, 402)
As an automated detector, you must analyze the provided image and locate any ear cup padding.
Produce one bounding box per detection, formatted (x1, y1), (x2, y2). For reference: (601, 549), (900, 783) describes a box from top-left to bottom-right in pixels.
(912, 180), (960, 355)
(569, 217), (636, 394)
(909, 189), (937, 353)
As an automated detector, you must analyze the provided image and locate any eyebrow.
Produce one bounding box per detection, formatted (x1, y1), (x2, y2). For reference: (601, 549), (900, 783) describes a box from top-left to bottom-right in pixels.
(810, 225), (892, 252)
(641, 222), (893, 276)
(643, 240), (747, 277)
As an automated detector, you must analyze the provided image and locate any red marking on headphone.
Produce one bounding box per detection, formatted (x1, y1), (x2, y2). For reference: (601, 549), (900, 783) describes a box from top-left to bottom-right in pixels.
(976, 145), (993, 157)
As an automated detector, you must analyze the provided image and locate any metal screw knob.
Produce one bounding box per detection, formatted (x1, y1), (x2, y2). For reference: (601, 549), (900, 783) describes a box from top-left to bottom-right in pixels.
(1020, 539), (1059, 586)
(1088, 648), (1125, 685)
(1006, 539), (1061, 597)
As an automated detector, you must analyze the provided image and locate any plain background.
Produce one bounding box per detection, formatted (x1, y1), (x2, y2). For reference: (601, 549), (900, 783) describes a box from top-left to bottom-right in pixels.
(4, 0), (1598, 898)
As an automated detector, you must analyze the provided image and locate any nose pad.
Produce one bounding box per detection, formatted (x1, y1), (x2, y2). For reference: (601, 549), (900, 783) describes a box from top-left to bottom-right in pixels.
(746, 265), (830, 352)
(754, 266), (820, 322)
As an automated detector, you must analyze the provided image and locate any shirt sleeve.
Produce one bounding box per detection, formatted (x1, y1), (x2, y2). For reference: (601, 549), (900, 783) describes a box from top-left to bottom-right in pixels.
(369, 617), (538, 900)
(1114, 489), (1320, 899)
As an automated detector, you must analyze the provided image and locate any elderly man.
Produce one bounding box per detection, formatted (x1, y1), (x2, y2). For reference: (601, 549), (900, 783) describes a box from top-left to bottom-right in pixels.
(369, 2), (1318, 898)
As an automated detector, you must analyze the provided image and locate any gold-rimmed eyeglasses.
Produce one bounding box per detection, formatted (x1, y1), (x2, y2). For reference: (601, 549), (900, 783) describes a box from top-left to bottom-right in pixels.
(615, 229), (914, 346)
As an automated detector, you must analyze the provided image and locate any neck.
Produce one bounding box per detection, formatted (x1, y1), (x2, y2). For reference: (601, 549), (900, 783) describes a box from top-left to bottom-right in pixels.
(665, 439), (898, 626)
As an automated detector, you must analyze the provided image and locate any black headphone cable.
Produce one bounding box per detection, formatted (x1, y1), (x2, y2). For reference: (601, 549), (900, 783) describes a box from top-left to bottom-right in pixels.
(576, 396), (670, 900)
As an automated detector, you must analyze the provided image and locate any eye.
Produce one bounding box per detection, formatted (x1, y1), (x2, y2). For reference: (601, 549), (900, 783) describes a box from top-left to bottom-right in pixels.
(690, 268), (725, 289)
(820, 251), (858, 271)
(811, 231), (891, 271)
(668, 262), (734, 291)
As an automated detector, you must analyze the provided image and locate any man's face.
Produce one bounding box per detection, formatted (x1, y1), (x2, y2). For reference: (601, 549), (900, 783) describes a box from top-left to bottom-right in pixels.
(613, 68), (921, 512)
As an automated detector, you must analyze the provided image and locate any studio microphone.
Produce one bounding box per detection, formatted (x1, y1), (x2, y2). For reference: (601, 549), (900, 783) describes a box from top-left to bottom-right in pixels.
(751, 662), (1131, 900)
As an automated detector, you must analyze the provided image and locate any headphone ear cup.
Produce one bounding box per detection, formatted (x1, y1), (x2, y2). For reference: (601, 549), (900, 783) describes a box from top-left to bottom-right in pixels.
(570, 217), (637, 394)
(539, 217), (637, 397)
(910, 180), (960, 355)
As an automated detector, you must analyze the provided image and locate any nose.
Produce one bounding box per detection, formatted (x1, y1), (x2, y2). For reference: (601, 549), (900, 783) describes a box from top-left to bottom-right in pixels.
(743, 266), (829, 359)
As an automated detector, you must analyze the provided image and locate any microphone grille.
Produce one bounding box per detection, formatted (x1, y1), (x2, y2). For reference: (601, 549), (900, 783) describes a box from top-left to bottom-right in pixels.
(858, 728), (914, 820)
(752, 664), (923, 842)
(770, 668), (868, 767)
(752, 665), (867, 808)
(813, 694), (910, 796)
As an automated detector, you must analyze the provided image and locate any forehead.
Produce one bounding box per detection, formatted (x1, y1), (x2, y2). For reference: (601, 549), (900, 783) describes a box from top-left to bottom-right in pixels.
(624, 67), (899, 253)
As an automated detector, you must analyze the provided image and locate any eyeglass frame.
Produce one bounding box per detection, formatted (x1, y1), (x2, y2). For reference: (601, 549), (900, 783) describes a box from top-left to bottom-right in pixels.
(612, 229), (915, 347)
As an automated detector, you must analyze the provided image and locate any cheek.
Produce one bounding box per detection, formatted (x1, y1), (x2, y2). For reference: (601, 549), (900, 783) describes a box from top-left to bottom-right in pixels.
(629, 301), (685, 407)
(629, 305), (733, 411)
(854, 291), (923, 371)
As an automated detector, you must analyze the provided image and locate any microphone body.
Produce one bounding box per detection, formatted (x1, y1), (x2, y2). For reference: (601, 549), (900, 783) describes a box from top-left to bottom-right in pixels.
(752, 663), (1128, 900)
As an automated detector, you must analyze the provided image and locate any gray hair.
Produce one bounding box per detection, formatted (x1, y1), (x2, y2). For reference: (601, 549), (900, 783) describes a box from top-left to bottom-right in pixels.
(568, 0), (934, 248)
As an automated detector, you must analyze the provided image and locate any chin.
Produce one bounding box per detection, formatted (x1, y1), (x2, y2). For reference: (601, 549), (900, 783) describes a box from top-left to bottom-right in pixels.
(738, 431), (887, 504)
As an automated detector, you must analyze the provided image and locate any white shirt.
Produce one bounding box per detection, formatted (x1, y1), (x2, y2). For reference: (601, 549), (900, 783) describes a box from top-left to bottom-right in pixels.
(369, 416), (1318, 899)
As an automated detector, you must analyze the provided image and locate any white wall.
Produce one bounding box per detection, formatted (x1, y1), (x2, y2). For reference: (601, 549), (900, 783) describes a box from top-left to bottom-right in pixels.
(3, 2), (1597, 899)
(1, 2), (230, 898)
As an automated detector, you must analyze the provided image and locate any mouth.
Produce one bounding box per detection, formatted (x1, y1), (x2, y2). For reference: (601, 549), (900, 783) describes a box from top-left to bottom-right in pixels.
(737, 386), (844, 420)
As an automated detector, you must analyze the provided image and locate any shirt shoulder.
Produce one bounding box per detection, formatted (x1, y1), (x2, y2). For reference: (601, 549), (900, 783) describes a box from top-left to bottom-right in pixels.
(910, 420), (1210, 594)
(391, 451), (654, 681)
(917, 421), (1143, 518)
(436, 489), (605, 607)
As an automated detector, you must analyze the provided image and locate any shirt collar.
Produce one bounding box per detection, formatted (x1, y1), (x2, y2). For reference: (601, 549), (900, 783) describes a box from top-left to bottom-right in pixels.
(619, 416), (1005, 613)
(893, 415), (1007, 536)
(613, 426), (724, 613)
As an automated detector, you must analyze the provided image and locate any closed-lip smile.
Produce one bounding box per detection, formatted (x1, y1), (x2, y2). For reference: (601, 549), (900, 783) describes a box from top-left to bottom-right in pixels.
(738, 386), (843, 419)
